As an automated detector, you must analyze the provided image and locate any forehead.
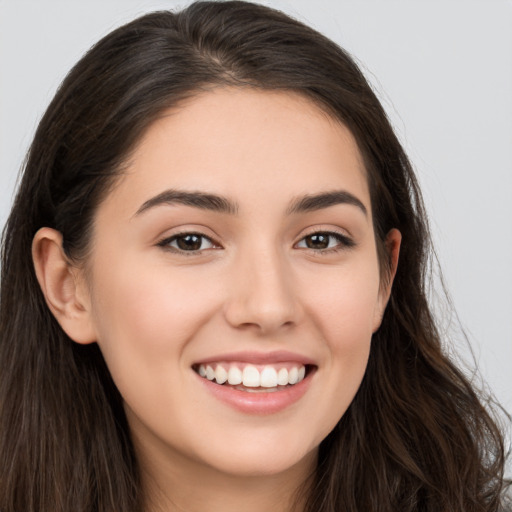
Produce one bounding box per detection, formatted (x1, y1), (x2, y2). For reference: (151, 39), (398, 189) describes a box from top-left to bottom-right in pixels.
(103, 87), (370, 217)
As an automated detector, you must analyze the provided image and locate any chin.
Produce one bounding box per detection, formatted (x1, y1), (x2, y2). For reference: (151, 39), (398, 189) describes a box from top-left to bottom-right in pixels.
(208, 446), (318, 480)
(190, 426), (321, 479)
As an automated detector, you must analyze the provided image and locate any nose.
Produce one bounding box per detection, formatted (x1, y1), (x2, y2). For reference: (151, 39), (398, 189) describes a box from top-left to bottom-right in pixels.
(223, 246), (301, 335)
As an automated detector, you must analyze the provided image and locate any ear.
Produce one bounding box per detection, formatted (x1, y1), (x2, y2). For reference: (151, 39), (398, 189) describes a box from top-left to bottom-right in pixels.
(32, 227), (96, 344)
(372, 228), (401, 332)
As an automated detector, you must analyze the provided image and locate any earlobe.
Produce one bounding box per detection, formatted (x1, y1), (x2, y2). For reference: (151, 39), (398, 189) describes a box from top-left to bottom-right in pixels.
(373, 228), (401, 332)
(32, 227), (96, 344)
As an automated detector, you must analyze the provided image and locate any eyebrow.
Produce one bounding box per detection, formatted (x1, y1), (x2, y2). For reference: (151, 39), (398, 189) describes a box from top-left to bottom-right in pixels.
(286, 190), (368, 216)
(135, 189), (239, 216)
(134, 188), (367, 217)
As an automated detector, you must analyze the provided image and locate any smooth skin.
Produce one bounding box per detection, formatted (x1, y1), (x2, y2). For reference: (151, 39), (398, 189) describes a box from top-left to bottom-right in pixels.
(33, 88), (400, 512)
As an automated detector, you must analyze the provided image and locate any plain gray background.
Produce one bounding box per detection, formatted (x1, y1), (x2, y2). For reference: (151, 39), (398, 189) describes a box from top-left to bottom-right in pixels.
(0, 1), (511, 418)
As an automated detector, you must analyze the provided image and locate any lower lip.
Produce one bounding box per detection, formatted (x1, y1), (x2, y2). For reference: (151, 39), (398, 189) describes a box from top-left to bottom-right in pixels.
(196, 369), (315, 415)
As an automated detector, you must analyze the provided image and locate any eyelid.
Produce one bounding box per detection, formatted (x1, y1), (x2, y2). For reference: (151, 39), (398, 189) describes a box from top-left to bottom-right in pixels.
(155, 225), (355, 256)
(294, 228), (356, 252)
(157, 230), (222, 254)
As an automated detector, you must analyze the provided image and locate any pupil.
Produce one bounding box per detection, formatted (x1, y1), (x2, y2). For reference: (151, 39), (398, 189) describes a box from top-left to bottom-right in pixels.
(307, 234), (329, 249)
(177, 235), (201, 251)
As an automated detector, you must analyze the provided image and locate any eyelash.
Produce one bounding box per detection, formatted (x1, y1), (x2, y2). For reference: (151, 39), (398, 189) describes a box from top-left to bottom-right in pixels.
(157, 230), (355, 255)
(295, 230), (356, 253)
(157, 231), (220, 255)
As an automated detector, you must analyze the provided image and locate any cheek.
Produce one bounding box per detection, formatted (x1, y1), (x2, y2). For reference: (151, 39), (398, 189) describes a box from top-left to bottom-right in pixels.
(88, 258), (221, 385)
(300, 260), (380, 416)
(321, 279), (376, 379)
(303, 260), (382, 345)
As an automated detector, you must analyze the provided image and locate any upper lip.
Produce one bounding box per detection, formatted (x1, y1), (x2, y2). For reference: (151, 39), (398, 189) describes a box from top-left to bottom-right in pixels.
(192, 350), (316, 367)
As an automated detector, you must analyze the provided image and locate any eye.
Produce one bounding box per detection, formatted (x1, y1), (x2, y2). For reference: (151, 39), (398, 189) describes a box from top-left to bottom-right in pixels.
(295, 231), (354, 251)
(158, 232), (218, 253)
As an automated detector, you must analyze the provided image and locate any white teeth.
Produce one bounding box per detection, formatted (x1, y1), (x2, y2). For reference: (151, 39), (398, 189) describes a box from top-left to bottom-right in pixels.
(260, 367), (278, 388)
(206, 365), (215, 381)
(227, 366), (242, 385)
(215, 365), (228, 384)
(242, 365), (260, 387)
(277, 368), (289, 386)
(196, 363), (308, 389)
(288, 367), (299, 385)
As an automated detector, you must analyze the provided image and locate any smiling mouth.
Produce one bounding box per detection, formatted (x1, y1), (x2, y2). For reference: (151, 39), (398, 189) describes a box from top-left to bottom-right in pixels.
(193, 362), (313, 393)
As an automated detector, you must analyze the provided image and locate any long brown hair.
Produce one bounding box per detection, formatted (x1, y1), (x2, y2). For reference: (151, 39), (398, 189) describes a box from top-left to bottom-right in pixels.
(0, 2), (509, 511)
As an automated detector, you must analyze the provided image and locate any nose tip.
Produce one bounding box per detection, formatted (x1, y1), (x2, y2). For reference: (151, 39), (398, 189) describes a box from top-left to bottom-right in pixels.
(224, 300), (297, 336)
(223, 256), (300, 335)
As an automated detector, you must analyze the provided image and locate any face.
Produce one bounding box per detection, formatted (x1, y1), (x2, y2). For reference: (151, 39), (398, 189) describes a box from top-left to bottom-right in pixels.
(77, 88), (396, 480)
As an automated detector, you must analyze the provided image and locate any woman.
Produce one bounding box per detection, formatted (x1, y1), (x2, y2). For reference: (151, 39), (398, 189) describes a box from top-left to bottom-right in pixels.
(0, 1), (509, 511)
